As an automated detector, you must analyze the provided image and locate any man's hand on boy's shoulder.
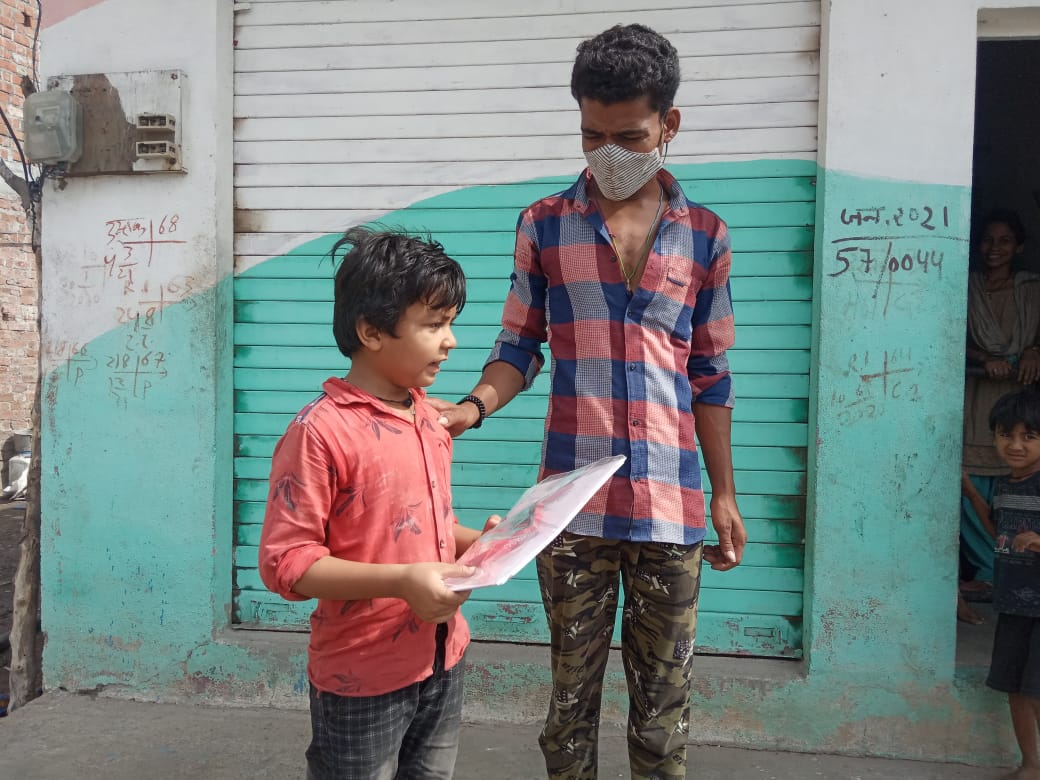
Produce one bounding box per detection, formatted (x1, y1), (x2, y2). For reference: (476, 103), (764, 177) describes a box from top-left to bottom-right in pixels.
(1011, 530), (1040, 554)
(398, 562), (475, 623)
(427, 397), (480, 438)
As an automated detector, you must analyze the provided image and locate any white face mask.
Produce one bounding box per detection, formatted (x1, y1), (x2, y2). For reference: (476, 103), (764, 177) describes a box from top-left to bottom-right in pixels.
(584, 143), (664, 201)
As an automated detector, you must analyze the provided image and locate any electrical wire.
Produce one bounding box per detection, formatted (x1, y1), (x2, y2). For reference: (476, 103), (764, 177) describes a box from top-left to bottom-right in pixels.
(27, 0), (44, 250)
(28, 1), (44, 194)
(31, 1), (41, 91)
(0, 104), (31, 187)
(0, 1), (43, 190)
(0, 0), (48, 250)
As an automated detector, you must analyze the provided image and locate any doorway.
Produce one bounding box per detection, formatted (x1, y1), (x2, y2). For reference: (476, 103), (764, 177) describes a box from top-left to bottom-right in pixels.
(957, 36), (1040, 667)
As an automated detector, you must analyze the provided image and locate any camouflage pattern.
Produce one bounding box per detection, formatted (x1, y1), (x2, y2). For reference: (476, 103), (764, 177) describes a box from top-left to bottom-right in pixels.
(536, 532), (703, 780)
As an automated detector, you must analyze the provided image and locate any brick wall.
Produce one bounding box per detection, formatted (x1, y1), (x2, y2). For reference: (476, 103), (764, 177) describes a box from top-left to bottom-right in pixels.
(0, 0), (37, 467)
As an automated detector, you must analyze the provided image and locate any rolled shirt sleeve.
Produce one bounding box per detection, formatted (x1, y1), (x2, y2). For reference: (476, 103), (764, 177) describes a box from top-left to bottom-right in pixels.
(485, 215), (548, 389)
(258, 422), (335, 601)
(687, 225), (735, 408)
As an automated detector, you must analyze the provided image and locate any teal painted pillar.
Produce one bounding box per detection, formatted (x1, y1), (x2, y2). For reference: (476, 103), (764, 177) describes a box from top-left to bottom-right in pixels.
(39, 0), (235, 693)
(803, 0), (981, 684)
(805, 169), (970, 679)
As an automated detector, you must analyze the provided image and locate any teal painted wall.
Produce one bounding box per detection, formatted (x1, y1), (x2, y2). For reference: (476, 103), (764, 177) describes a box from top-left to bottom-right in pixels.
(41, 276), (235, 691)
(806, 168), (970, 681)
(38, 162), (1018, 764)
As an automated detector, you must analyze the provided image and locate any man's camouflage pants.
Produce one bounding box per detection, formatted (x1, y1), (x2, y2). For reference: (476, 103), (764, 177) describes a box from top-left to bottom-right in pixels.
(535, 531), (703, 780)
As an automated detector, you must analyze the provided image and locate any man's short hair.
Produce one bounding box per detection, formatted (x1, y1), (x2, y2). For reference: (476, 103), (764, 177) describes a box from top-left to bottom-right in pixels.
(989, 388), (1040, 434)
(330, 227), (466, 357)
(570, 24), (681, 114)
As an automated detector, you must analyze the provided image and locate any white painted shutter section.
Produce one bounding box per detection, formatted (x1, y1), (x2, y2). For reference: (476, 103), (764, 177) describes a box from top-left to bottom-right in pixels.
(233, 1), (818, 267)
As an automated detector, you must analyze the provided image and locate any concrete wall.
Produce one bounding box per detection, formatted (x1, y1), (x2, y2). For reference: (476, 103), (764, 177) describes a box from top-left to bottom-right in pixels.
(38, 0), (242, 696)
(36, 0), (1040, 767)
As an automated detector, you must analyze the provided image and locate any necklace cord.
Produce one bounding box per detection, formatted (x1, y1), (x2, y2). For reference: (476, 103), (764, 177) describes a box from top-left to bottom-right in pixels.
(608, 186), (666, 289)
(374, 394), (413, 409)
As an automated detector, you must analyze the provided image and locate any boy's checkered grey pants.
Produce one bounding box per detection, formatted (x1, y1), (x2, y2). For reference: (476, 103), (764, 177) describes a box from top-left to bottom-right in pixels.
(305, 624), (464, 780)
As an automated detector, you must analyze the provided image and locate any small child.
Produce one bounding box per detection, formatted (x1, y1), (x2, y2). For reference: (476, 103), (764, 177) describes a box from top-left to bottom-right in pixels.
(259, 228), (495, 780)
(985, 388), (1040, 780)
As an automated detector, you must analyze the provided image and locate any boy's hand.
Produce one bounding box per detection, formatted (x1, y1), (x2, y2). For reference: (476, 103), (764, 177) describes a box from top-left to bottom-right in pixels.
(399, 562), (475, 623)
(1011, 531), (1040, 553)
(482, 514), (503, 534)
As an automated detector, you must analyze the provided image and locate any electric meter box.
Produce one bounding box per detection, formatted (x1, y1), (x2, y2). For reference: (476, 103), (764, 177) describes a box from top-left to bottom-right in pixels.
(24, 90), (83, 165)
(45, 70), (186, 175)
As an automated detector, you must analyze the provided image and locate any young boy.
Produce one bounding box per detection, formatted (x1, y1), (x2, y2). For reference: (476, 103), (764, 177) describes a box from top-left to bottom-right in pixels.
(259, 228), (494, 780)
(985, 388), (1040, 780)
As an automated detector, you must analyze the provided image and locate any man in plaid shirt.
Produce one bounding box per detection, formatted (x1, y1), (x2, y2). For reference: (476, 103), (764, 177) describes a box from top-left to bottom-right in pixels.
(436, 24), (747, 780)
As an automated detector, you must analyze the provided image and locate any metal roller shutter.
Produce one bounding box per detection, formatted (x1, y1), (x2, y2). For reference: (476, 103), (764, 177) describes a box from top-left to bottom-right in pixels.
(232, 0), (818, 657)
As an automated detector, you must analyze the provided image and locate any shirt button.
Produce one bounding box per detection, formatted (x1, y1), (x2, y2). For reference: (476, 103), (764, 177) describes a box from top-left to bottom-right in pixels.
(431, 479), (437, 488)
(439, 539), (446, 548)
(632, 419), (640, 426)
(628, 364), (636, 371)
(633, 476), (642, 483)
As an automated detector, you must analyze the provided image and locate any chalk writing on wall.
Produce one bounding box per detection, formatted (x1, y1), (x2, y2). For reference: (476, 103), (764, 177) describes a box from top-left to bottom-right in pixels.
(827, 203), (966, 317)
(832, 348), (918, 426)
(50, 214), (193, 407)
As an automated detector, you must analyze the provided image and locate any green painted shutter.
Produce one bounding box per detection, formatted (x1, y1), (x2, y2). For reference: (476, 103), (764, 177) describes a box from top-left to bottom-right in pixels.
(232, 160), (813, 657)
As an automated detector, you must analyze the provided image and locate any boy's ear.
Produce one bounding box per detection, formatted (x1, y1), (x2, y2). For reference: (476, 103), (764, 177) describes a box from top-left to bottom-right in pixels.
(355, 317), (384, 351)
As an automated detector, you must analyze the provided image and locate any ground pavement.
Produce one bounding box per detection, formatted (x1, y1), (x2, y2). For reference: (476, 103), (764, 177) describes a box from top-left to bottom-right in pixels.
(0, 691), (1009, 779)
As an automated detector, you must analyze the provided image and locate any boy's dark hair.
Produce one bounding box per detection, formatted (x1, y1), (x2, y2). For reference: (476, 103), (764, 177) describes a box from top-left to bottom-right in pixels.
(570, 24), (681, 115)
(330, 228), (465, 357)
(989, 388), (1040, 434)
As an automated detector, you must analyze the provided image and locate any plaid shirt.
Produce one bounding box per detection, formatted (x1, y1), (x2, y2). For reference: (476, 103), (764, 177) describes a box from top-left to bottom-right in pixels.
(487, 169), (735, 544)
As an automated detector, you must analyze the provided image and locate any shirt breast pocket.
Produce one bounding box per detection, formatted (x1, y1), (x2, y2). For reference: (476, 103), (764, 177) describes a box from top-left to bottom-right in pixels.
(640, 259), (695, 338)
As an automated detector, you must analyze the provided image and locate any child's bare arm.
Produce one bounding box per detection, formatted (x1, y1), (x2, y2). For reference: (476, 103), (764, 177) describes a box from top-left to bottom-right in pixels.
(293, 557), (475, 624)
(977, 505), (996, 538)
(961, 470), (996, 537)
(453, 514), (502, 556)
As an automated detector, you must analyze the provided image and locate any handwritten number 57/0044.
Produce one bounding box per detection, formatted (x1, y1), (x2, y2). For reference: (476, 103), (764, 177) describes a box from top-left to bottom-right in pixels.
(830, 247), (944, 278)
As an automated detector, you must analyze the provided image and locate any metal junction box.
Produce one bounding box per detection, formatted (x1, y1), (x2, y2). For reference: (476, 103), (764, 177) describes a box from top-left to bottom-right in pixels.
(45, 69), (187, 175)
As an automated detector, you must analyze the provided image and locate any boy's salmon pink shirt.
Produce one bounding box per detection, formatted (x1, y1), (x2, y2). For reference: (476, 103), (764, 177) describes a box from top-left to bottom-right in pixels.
(258, 377), (470, 697)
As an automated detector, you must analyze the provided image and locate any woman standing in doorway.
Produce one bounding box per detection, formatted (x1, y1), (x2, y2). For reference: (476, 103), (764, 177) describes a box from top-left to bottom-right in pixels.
(961, 209), (1040, 624)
